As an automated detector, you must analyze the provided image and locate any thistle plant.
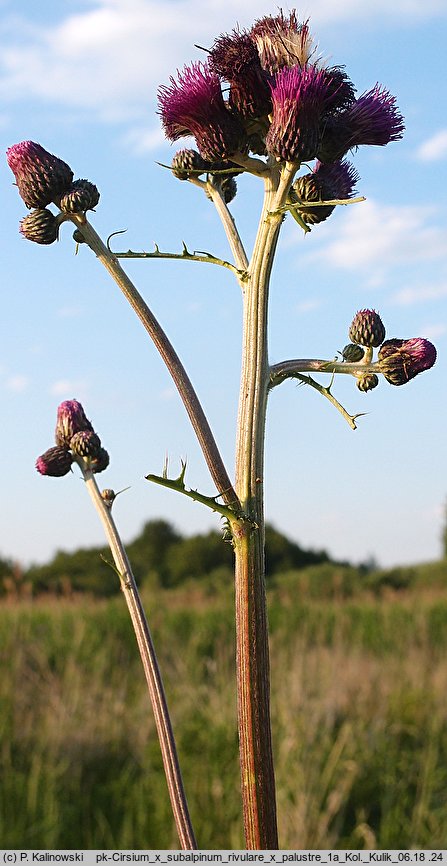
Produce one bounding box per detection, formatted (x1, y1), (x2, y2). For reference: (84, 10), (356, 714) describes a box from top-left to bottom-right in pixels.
(7, 9), (437, 850)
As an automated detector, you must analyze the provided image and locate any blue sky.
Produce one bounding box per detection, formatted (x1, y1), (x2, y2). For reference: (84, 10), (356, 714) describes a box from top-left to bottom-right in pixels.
(1, 0), (446, 570)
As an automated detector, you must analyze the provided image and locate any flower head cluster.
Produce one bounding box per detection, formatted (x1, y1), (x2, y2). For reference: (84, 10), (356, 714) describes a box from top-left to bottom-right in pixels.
(159, 8), (404, 205)
(7, 141), (100, 244)
(344, 310), (436, 392)
(36, 400), (109, 478)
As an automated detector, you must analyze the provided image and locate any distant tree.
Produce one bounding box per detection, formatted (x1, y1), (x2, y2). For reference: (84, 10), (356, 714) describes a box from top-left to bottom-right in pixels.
(26, 545), (113, 596)
(126, 519), (182, 585)
(264, 524), (329, 576)
(443, 500), (447, 559)
(165, 530), (233, 586)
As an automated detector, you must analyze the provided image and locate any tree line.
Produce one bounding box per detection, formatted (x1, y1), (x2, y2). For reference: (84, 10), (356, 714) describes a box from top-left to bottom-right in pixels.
(0, 520), (332, 597)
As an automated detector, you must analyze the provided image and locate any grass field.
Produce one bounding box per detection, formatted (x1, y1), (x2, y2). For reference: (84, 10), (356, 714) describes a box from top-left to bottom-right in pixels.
(2, 569), (447, 849)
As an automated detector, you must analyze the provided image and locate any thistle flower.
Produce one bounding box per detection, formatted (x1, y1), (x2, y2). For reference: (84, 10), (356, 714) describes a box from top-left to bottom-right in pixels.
(55, 399), (94, 447)
(7, 141), (74, 209)
(59, 179), (100, 214)
(158, 61), (247, 161)
(19, 209), (59, 245)
(318, 85), (404, 162)
(36, 446), (73, 477)
(378, 338), (437, 386)
(349, 309), (386, 348)
(266, 65), (334, 162)
(291, 159), (359, 224)
(251, 12), (314, 74)
(209, 30), (272, 119)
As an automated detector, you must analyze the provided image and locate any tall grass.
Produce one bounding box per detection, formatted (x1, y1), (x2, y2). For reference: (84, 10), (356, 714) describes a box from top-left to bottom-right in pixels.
(2, 581), (447, 848)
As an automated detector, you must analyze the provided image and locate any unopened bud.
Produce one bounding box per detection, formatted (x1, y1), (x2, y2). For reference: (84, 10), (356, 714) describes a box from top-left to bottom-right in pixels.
(378, 338), (437, 385)
(70, 430), (102, 458)
(19, 209), (59, 245)
(342, 343), (365, 362)
(7, 141), (74, 209)
(171, 149), (211, 180)
(60, 179), (100, 213)
(55, 399), (94, 447)
(349, 309), (386, 348)
(90, 447), (110, 474)
(36, 446), (73, 477)
(356, 373), (379, 392)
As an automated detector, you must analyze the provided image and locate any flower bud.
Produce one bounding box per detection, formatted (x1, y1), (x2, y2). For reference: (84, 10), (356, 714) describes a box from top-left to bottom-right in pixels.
(19, 209), (59, 245)
(101, 489), (116, 508)
(378, 338), (437, 385)
(55, 399), (94, 447)
(342, 343), (365, 362)
(36, 446), (73, 477)
(90, 447), (110, 474)
(171, 149), (211, 180)
(70, 430), (102, 458)
(7, 141), (74, 209)
(59, 179), (100, 213)
(221, 176), (237, 204)
(349, 309), (386, 348)
(356, 373), (379, 392)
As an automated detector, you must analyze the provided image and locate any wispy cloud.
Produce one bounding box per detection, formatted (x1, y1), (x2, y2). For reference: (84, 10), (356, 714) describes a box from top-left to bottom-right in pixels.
(301, 200), (447, 277)
(49, 379), (88, 397)
(0, 0), (446, 124)
(5, 374), (29, 392)
(391, 283), (447, 306)
(415, 129), (447, 162)
(121, 125), (166, 155)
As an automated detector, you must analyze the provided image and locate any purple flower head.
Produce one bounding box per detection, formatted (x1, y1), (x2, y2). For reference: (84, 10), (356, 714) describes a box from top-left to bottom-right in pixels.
(266, 65), (334, 163)
(251, 12), (314, 74)
(7, 141), (74, 209)
(19, 209), (59, 245)
(158, 61), (247, 161)
(320, 66), (356, 114)
(318, 85), (404, 162)
(36, 446), (73, 478)
(349, 309), (386, 348)
(55, 399), (94, 447)
(378, 338), (437, 386)
(292, 159), (359, 224)
(209, 29), (272, 119)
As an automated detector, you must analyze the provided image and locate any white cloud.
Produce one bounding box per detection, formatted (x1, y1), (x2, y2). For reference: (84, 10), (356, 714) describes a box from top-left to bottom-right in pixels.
(0, 0), (446, 123)
(419, 322), (447, 340)
(50, 379), (88, 397)
(121, 125), (166, 155)
(391, 283), (447, 305)
(5, 374), (29, 392)
(302, 199), (447, 274)
(415, 129), (447, 162)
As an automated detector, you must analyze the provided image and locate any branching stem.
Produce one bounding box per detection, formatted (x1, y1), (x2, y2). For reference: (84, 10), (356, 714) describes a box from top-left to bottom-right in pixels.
(69, 215), (238, 511)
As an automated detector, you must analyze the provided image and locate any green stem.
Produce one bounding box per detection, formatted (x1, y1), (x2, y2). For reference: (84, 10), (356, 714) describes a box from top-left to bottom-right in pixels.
(70, 215), (238, 511)
(232, 161), (298, 849)
(78, 463), (197, 849)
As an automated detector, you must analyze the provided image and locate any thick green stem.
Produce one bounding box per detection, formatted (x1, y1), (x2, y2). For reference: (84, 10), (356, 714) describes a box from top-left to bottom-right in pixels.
(233, 163), (297, 849)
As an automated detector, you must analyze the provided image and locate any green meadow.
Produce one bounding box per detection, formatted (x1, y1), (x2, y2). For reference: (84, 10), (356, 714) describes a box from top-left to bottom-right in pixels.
(2, 557), (447, 849)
